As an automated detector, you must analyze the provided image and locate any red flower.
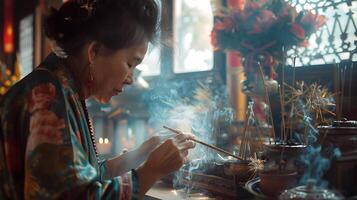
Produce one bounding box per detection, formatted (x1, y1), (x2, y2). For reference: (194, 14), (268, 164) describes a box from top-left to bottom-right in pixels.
(290, 23), (305, 39)
(246, 0), (268, 10)
(301, 11), (326, 30)
(214, 17), (234, 31)
(227, 0), (246, 11)
(250, 10), (277, 34)
(261, 9), (277, 24)
(251, 20), (262, 34)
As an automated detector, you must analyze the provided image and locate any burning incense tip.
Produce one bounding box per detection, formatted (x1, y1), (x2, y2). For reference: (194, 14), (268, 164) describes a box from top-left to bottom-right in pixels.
(163, 126), (243, 160)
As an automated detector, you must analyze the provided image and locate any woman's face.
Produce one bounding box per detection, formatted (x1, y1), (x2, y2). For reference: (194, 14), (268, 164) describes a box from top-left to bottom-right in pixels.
(90, 41), (148, 103)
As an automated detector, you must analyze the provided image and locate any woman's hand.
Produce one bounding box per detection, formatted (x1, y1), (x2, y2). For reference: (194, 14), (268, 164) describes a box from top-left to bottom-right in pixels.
(145, 133), (195, 177)
(104, 136), (163, 179)
(137, 135), (162, 157)
(136, 132), (196, 197)
(137, 132), (181, 158)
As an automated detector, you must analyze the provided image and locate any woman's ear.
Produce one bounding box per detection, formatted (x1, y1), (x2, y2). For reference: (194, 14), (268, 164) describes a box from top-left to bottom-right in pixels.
(87, 41), (101, 64)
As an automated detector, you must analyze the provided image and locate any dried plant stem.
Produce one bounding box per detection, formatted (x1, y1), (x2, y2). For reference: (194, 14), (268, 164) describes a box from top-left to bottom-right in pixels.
(304, 124), (308, 145)
(279, 88), (286, 143)
(335, 63), (341, 120)
(324, 110), (336, 116)
(239, 108), (250, 160)
(289, 105), (295, 140)
(292, 57), (296, 88)
(281, 63), (286, 143)
(258, 64), (276, 143)
(290, 57), (296, 140)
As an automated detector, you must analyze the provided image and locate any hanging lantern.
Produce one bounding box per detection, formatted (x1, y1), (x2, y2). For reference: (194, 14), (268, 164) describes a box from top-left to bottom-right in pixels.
(3, 0), (14, 54)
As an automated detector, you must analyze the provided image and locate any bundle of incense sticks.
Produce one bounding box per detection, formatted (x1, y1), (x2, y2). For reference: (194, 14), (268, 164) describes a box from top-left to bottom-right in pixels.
(163, 126), (243, 160)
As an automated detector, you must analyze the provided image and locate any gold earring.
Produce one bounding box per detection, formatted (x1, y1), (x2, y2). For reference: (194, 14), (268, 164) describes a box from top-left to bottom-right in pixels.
(86, 63), (95, 91)
(89, 63), (94, 81)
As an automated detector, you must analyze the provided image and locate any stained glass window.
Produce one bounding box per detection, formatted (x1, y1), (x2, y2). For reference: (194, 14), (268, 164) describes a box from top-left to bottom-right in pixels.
(286, 0), (357, 66)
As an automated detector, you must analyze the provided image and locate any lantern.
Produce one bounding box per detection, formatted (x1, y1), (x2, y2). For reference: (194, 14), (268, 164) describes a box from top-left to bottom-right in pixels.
(3, 0), (14, 54)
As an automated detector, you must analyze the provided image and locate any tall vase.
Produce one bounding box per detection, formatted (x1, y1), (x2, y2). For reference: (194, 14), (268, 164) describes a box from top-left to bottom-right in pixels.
(226, 51), (246, 122)
(241, 55), (281, 140)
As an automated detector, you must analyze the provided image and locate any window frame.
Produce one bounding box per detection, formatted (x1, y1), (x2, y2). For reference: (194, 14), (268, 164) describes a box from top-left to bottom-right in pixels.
(142, 0), (225, 84)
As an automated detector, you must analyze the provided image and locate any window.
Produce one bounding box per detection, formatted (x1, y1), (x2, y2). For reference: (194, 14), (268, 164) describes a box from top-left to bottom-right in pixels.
(138, 0), (215, 76)
(19, 14), (34, 78)
(286, 0), (357, 66)
(173, 0), (214, 73)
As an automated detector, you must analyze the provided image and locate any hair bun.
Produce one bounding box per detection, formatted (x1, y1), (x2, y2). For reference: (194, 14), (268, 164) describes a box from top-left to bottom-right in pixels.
(44, 1), (92, 44)
(43, 0), (159, 56)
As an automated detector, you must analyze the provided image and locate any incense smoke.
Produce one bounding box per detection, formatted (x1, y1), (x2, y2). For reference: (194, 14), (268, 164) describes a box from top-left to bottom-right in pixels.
(293, 98), (341, 187)
(142, 77), (234, 193)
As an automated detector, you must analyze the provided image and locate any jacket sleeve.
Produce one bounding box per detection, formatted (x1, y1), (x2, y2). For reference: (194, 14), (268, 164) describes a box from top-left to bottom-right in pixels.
(24, 80), (139, 200)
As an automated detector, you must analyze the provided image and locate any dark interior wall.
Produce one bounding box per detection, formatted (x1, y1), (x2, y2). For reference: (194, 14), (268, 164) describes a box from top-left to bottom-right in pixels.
(0, 0), (5, 61)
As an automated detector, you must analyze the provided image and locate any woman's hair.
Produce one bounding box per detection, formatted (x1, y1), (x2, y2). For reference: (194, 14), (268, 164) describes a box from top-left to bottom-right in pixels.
(44, 0), (159, 56)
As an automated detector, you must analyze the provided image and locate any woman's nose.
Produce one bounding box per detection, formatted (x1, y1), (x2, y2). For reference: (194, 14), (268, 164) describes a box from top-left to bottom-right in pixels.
(125, 74), (134, 85)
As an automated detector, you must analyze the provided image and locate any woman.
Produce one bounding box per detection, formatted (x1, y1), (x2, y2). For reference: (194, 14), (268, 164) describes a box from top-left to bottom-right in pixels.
(0, 0), (196, 199)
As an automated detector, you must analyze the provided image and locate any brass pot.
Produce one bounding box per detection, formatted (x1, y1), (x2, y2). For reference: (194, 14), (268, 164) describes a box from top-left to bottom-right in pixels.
(224, 160), (255, 183)
(259, 170), (298, 197)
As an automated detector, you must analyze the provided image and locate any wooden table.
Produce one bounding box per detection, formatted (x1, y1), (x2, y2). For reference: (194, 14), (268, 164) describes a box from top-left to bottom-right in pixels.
(144, 181), (219, 200)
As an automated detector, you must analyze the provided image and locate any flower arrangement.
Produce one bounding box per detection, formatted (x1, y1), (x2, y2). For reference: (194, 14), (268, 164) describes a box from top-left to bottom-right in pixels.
(211, 0), (326, 80)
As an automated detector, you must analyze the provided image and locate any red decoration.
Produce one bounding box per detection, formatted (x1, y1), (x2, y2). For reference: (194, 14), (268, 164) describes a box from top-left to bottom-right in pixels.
(227, 0), (246, 12)
(3, 0), (14, 54)
(227, 51), (242, 68)
(39, 0), (48, 10)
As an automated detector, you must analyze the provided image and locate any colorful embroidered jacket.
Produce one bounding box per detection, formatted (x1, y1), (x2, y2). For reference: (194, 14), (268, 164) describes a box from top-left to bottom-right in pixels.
(0, 54), (138, 199)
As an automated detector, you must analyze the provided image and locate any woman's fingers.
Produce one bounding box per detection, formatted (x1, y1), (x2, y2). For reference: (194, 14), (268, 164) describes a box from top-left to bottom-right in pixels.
(178, 140), (196, 151)
(143, 133), (198, 179)
(158, 133), (176, 141)
(174, 132), (196, 143)
(181, 150), (189, 158)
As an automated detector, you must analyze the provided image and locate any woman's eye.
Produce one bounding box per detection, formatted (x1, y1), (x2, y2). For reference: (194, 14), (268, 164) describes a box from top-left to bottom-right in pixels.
(127, 63), (133, 68)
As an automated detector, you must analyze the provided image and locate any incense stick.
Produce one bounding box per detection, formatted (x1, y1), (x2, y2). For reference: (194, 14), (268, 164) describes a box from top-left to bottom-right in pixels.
(335, 63), (341, 120)
(292, 57), (296, 88)
(281, 63), (286, 143)
(258, 63), (276, 143)
(290, 57), (296, 140)
(163, 126), (244, 160)
(279, 87), (286, 143)
(348, 62), (353, 111)
(340, 65), (347, 119)
(239, 105), (251, 160)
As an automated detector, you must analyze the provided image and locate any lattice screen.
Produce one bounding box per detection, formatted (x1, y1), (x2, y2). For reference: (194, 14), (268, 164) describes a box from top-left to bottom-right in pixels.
(286, 0), (357, 66)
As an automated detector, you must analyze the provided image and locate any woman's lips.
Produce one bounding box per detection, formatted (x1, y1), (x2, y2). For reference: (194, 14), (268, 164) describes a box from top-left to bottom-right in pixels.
(113, 88), (122, 95)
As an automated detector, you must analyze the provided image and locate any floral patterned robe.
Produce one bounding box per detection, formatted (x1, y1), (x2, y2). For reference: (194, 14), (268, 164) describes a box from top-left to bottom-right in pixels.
(0, 54), (138, 199)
